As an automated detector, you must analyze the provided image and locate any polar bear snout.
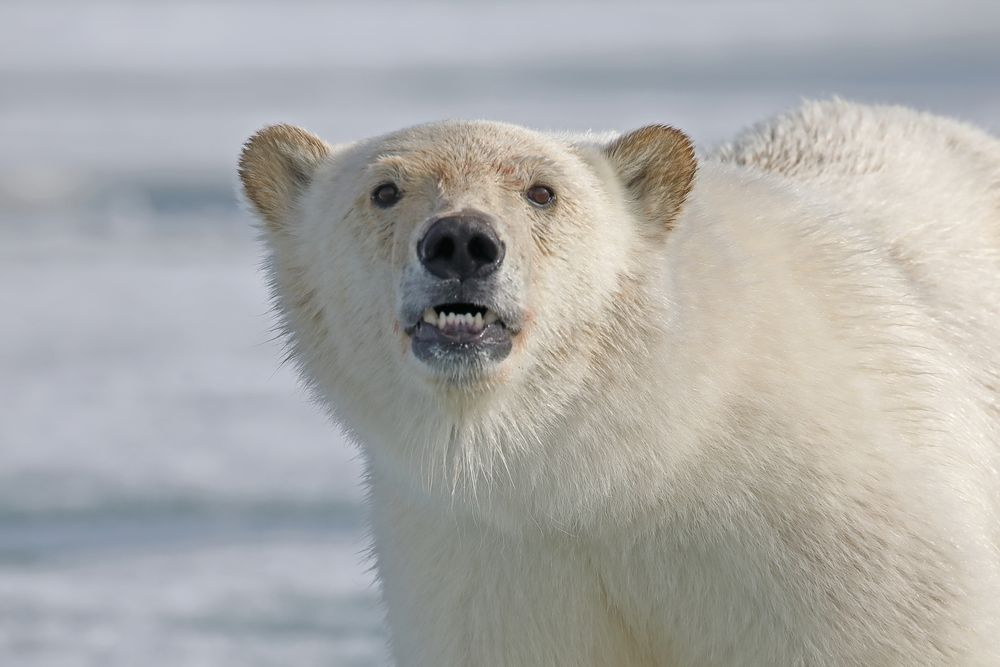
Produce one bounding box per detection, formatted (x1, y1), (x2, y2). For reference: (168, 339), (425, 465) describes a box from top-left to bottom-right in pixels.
(401, 212), (520, 376)
(418, 213), (506, 282)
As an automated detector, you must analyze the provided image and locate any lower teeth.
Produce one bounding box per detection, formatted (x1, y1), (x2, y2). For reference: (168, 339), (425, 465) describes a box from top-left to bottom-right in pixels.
(420, 307), (499, 330)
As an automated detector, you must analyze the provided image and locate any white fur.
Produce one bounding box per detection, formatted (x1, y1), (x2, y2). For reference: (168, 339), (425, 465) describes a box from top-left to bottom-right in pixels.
(247, 101), (1000, 665)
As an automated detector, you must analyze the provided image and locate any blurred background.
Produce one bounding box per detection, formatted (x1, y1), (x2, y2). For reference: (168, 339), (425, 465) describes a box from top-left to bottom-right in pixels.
(1, 1), (998, 665)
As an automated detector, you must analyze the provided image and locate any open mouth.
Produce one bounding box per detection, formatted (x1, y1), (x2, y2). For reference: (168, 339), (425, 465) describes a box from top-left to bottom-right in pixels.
(407, 302), (513, 366)
(418, 303), (499, 336)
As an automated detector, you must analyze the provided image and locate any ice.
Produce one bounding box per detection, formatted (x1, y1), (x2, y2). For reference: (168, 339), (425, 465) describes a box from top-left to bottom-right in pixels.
(0, 221), (385, 664)
(0, 536), (386, 667)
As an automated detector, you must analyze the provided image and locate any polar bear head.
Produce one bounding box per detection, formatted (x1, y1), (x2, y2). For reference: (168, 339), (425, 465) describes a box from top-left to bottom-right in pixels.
(240, 120), (695, 500)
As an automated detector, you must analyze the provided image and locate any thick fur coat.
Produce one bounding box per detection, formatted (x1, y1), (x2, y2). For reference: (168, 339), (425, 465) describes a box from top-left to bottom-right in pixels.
(240, 100), (1000, 665)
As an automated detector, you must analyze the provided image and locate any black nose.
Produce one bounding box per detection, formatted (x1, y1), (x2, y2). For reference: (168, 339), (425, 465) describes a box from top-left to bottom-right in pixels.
(418, 214), (505, 281)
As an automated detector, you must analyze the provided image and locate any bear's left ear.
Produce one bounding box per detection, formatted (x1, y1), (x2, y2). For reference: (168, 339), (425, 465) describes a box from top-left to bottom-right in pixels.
(239, 124), (332, 229)
(604, 125), (697, 231)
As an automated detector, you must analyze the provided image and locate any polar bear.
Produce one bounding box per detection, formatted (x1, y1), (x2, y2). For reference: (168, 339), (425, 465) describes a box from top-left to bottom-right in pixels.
(239, 100), (1000, 666)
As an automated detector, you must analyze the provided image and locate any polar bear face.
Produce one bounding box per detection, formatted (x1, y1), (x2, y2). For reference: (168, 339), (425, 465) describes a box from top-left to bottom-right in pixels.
(239, 121), (695, 468)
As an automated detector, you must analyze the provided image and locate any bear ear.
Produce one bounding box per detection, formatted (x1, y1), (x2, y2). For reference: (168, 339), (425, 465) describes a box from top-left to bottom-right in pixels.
(238, 124), (332, 228)
(604, 125), (697, 231)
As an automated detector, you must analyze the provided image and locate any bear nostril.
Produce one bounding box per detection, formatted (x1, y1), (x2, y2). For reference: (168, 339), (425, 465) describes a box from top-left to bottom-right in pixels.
(418, 214), (504, 281)
(468, 234), (498, 264)
(428, 236), (455, 263)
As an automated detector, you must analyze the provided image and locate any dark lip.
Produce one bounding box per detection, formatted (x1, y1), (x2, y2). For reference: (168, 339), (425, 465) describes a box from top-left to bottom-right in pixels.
(414, 320), (488, 341)
(410, 319), (506, 343)
(403, 318), (518, 337)
(407, 306), (514, 367)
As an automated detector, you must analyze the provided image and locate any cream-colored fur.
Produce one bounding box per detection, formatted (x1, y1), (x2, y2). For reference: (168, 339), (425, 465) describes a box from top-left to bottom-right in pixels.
(239, 100), (1000, 665)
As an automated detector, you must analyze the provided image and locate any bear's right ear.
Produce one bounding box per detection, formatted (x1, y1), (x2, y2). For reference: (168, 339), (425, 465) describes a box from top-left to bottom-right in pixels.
(604, 125), (697, 232)
(238, 124), (332, 228)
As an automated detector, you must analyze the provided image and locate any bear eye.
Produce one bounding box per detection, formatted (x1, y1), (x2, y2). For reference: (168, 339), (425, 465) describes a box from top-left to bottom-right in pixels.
(372, 182), (401, 208)
(525, 185), (555, 208)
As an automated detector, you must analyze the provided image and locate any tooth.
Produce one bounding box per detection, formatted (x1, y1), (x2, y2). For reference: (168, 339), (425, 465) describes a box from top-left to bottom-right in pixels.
(423, 309), (437, 325)
(484, 310), (498, 325)
(464, 313), (474, 327)
(448, 313), (457, 326)
(438, 312), (448, 328)
(474, 312), (483, 329)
